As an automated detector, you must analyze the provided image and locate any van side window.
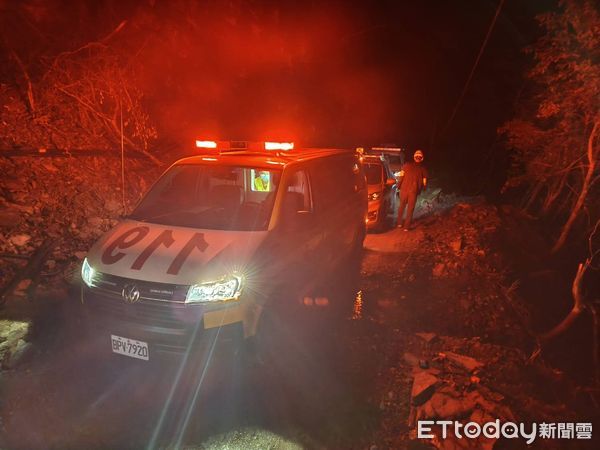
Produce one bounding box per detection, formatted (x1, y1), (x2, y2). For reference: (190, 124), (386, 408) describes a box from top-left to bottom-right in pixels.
(310, 158), (342, 211)
(339, 155), (366, 194)
(284, 169), (312, 212)
(310, 155), (365, 213)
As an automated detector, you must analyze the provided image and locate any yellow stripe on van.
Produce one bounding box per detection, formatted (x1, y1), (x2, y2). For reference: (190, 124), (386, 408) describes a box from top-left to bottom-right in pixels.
(203, 305), (244, 329)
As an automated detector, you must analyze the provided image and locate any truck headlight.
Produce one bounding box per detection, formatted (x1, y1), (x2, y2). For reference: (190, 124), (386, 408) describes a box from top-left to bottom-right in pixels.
(186, 275), (242, 303)
(368, 191), (381, 201)
(81, 257), (95, 288)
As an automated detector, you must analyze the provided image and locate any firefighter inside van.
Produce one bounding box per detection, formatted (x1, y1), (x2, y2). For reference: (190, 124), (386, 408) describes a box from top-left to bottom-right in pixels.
(130, 166), (279, 231)
(253, 170), (271, 192)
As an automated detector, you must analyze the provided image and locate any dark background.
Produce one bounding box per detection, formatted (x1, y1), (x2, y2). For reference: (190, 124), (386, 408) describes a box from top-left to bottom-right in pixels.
(1, 0), (558, 192)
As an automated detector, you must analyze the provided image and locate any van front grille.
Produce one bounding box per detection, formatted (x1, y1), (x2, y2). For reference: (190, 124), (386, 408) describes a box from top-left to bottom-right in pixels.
(89, 272), (190, 303)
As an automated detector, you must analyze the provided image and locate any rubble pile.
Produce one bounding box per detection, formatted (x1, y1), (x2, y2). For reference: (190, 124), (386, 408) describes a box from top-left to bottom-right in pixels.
(361, 199), (588, 449)
(0, 319), (31, 369)
(0, 156), (163, 298)
(373, 332), (578, 450)
(417, 201), (531, 347)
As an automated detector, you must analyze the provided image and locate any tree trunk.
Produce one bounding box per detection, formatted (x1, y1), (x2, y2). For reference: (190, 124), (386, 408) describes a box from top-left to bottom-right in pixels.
(551, 120), (599, 253)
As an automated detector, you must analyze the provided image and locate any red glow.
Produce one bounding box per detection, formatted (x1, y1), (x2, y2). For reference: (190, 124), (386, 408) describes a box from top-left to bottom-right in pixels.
(264, 142), (294, 151)
(195, 140), (217, 149)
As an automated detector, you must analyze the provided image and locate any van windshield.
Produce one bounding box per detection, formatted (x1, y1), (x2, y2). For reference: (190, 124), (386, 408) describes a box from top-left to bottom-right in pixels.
(364, 163), (383, 185)
(129, 164), (281, 231)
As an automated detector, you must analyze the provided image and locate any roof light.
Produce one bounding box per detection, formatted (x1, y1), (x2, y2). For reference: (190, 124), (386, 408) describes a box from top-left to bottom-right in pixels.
(371, 146), (403, 153)
(196, 140), (217, 149)
(264, 142), (294, 151)
(201, 157), (218, 161)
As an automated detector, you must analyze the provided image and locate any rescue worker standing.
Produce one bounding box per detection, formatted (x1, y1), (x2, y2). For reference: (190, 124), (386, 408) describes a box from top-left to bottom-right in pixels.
(397, 149), (428, 231)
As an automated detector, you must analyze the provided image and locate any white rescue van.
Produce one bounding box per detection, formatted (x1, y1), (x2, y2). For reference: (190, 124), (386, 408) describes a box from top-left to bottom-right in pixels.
(80, 141), (367, 360)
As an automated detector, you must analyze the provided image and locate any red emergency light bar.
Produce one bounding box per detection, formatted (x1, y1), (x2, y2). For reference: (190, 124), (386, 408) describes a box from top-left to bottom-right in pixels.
(195, 140), (295, 152)
(264, 142), (294, 151)
(196, 140), (217, 149)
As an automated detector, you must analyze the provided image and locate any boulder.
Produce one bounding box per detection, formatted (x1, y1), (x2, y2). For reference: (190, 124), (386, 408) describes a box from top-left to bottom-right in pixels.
(432, 263), (445, 278)
(0, 320), (31, 367)
(449, 237), (463, 253)
(411, 371), (439, 405)
(4, 339), (34, 369)
(9, 234), (31, 246)
(419, 390), (477, 419)
(445, 351), (484, 372)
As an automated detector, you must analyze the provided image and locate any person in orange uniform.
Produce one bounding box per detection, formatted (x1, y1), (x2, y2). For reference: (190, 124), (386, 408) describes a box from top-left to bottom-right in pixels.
(397, 150), (428, 231)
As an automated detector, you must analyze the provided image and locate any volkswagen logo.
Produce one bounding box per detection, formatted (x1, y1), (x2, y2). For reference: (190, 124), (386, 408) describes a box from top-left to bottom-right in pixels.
(122, 284), (140, 304)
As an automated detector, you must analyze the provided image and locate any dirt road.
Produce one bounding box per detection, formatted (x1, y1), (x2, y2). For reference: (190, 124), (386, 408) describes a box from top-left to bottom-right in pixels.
(1, 200), (596, 449)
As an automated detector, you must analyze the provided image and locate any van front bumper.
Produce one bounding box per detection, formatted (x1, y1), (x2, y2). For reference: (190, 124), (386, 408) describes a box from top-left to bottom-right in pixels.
(80, 286), (244, 358)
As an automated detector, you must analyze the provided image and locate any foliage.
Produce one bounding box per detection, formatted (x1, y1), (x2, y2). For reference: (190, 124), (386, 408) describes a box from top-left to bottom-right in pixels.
(43, 42), (158, 153)
(0, 2), (158, 159)
(500, 0), (600, 251)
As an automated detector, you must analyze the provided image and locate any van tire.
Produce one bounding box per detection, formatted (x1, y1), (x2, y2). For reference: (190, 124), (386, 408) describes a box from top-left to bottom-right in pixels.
(238, 302), (290, 369)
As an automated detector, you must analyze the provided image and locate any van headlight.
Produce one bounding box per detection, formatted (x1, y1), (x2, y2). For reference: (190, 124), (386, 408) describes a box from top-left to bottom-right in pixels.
(186, 275), (242, 303)
(81, 257), (95, 288)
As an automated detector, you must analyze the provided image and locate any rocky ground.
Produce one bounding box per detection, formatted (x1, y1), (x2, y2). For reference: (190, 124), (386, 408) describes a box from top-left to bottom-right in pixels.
(0, 157), (597, 449)
(0, 155), (163, 367)
(361, 199), (598, 449)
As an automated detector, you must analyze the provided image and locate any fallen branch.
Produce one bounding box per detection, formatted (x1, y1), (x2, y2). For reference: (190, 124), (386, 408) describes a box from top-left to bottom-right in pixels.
(6, 46), (36, 113)
(55, 86), (162, 166)
(538, 259), (589, 343)
(0, 253), (30, 261)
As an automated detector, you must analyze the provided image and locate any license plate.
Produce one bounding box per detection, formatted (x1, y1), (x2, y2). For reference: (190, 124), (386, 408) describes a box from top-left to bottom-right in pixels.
(111, 334), (149, 361)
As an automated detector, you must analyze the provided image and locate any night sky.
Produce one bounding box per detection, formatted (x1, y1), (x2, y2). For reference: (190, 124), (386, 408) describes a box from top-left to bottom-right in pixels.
(1, 0), (557, 190)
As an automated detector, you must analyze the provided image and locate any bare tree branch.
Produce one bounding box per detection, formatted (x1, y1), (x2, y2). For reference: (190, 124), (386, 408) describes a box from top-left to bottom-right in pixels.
(539, 259), (590, 342)
(52, 20), (127, 65)
(5, 44), (35, 113)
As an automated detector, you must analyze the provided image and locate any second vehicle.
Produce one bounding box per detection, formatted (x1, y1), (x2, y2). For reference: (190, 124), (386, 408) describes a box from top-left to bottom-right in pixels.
(363, 154), (397, 230)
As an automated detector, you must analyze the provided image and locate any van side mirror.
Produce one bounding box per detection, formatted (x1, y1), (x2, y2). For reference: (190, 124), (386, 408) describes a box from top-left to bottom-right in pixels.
(386, 178), (396, 187)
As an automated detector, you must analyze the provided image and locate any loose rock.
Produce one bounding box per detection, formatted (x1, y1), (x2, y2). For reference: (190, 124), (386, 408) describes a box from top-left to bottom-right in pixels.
(411, 371), (438, 406)
(445, 351), (484, 372)
(9, 234), (31, 247)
